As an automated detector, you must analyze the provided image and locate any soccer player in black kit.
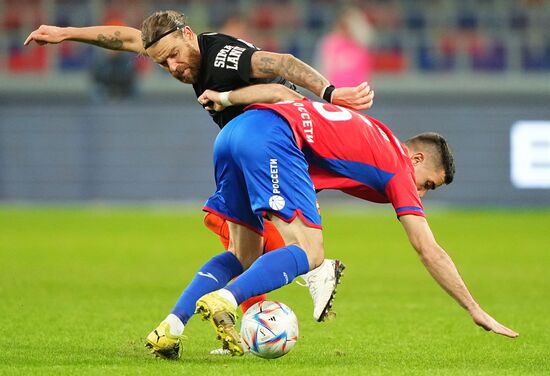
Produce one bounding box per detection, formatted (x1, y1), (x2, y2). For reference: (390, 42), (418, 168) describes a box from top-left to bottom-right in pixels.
(25, 10), (374, 359)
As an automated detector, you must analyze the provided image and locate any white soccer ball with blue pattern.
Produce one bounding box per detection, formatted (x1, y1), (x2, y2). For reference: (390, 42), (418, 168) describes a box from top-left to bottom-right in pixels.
(240, 300), (299, 359)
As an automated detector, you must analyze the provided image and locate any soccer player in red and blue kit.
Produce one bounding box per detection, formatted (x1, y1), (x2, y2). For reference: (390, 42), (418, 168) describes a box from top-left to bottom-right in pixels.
(189, 84), (517, 356)
(203, 99), (427, 232)
(25, 14), (372, 350)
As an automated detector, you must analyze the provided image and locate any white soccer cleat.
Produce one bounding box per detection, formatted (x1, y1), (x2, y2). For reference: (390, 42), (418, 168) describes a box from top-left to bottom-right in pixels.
(209, 347), (232, 356)
(209, 345), (249, 356)
(299, 259), (345, 322)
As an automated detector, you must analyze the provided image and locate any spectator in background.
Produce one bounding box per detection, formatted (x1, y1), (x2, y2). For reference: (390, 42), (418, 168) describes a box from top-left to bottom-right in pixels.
(90, 17), (137, 102)
(315, 6), (374, 87)
(218, 13), (252, 42)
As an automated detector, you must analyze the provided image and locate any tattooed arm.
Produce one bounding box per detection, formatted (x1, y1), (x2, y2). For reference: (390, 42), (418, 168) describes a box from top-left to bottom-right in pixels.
(250, 51), (327, 97)
(24, 25), (145, 54)
(250, 51), (374, 111)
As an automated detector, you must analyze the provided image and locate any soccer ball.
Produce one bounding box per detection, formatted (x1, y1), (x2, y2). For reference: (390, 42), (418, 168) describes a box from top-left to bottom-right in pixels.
(240, 300), (299, 359)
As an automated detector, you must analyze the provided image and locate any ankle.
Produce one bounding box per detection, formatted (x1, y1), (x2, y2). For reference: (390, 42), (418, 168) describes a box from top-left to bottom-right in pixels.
(217, 289), (238, 308)
(164, 313), (185, 336)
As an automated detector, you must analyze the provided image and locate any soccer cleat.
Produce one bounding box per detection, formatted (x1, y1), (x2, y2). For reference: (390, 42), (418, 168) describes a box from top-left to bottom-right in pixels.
(145, 321), (182, 360)
(209, 342), (250, 356)
(196, 291), (244, 356)
(299, 259), (346, 322)
(209, 347), (232, 356)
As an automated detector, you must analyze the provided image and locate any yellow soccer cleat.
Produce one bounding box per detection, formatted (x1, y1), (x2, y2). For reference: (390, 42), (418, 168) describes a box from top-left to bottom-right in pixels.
(196, 292), (244, 356)
(145, 322), (181, 360)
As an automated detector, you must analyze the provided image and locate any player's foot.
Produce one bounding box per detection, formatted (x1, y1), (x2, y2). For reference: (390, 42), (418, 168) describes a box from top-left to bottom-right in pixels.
(209, 342), (250, 356)
(299, 259), (346, 322)
(196, 291), (244, 356)
(145, 321), (182, 360)
(209, 347), (232, 356)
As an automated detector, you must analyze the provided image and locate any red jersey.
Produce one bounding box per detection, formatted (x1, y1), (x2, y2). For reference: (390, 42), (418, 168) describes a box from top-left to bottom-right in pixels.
(247, 100), (424, 217)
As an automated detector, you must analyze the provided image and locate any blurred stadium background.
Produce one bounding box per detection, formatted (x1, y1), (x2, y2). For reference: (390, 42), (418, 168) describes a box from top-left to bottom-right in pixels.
(1, 0), (550, 207)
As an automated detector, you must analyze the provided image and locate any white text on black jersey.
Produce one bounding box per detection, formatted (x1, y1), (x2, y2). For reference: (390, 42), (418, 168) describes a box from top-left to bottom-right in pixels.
(214, 45), (246, 70)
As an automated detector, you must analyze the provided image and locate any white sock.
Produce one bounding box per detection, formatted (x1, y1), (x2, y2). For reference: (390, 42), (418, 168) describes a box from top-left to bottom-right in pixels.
(163, 313), (185, 336)
(217, 289), (238, 308)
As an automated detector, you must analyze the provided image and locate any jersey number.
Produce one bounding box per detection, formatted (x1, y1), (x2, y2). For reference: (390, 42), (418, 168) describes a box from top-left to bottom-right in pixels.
(311, 102), (395, 145)
(311, 102), (352, 121)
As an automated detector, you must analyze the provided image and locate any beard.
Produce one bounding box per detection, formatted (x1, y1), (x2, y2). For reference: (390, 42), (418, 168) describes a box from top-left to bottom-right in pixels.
(180, 43), (201, 84)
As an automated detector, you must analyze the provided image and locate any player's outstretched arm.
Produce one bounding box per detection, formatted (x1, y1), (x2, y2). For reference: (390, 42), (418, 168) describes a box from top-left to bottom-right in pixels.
(24, 25), (145, 54)
(198, 84), (304, 112)
(399, 215), (519, 338)
(249, 51), (374, 111)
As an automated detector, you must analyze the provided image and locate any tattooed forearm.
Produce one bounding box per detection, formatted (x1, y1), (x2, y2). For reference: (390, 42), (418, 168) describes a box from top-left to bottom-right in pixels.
(258, 56), (277, 75)
(92, 31), (124, 50)
(252, 52), (329, 96)
(279, 55), (328, 95)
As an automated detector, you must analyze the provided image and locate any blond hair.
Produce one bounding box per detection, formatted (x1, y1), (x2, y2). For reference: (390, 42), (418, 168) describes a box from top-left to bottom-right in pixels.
(141, 10), (187, 49)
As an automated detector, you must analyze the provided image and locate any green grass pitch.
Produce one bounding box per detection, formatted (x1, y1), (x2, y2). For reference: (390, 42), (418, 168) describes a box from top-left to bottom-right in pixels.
(1, 206), (549, 375)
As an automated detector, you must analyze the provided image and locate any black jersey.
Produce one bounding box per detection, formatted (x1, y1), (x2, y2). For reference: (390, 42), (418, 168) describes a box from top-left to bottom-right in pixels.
(193, 32), (296, 128)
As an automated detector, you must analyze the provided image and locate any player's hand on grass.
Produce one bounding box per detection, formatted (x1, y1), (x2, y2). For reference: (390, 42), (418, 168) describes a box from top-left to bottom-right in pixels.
(24, 25), (66, 46)
(198, 90), (226, 112)
(331, 81), (374, 111)
(470, 307), (519, 338)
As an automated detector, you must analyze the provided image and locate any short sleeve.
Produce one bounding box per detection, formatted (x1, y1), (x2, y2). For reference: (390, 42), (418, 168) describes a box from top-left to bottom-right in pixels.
(203, 37), (258, 88)
(235, 48), (256, 82)
(385, 172), (425, 218)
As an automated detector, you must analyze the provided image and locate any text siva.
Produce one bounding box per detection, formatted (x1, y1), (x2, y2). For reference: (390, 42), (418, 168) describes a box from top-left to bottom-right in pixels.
(214, 45), (245, 70)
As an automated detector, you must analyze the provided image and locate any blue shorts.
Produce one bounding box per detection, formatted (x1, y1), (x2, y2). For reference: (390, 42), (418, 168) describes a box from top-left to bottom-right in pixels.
(203, 109), (321, 235)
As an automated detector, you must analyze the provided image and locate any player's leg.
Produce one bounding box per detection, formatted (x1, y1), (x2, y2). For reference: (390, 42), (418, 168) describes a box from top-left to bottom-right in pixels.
(196, 109), (325, 355)
(203, 212), (285, 257)
(203, 212), (230, 250)
(203, 181), (342, 322)
(145, 249), (244, 359)
(225, 215), (325, 297)
(203, 218), (305, 355)
(145, 117), (257, 359)
(196, 220), (265, 356)
(238, 218), (284, 313)
(261, 204), (344, 322)
(203, 213), (279, 356)
(261, 218), (286, 252)
(272, 215), (345, 322)
(145, 213), (249, 358)
(203, 211), (270, 317)
(230, 110), (343, 322)
(194, 112), (280, 356)
(197, 217), (323, 355)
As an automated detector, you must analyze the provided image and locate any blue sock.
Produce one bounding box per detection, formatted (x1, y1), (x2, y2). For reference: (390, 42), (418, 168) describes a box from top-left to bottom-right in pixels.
(225, 245), (310, 305)
(171, 251), (243, 324)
